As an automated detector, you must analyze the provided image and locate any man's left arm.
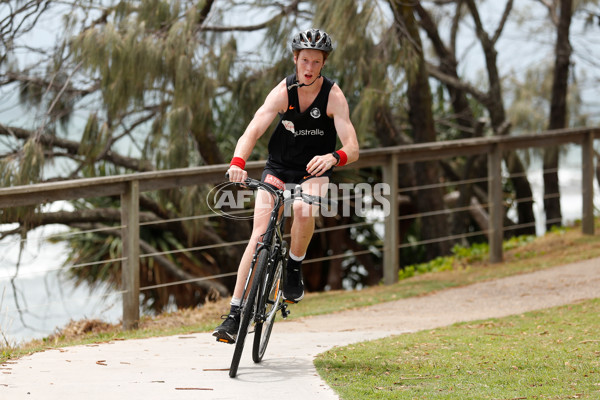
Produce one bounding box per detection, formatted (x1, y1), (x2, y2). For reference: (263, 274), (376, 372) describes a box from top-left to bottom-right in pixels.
(329, 85), (359, 165)
(306, 85), (359, 176)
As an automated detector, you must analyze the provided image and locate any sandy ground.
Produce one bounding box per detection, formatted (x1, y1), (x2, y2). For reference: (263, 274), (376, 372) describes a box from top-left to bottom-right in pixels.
(1, 257), (599, 400)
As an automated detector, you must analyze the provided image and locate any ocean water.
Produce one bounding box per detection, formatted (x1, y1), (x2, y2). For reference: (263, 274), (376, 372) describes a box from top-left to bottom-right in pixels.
(0, 225), (122, 344)
(0, 271), (121, 344)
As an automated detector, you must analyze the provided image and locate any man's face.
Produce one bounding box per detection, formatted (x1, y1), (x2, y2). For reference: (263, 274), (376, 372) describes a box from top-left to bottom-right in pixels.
(294, 49), (325, 84)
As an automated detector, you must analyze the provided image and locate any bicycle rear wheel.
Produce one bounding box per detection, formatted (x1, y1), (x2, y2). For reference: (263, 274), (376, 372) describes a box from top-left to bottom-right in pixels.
(229, 249), (267, 378)
(252, 242), (286, 363)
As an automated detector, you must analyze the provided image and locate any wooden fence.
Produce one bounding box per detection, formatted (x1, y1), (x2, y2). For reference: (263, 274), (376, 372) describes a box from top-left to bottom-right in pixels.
(0, 127), (598, 329)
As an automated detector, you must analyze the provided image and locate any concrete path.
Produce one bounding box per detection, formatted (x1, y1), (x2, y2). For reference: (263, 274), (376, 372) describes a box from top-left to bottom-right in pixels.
(1, 257), (599, 399)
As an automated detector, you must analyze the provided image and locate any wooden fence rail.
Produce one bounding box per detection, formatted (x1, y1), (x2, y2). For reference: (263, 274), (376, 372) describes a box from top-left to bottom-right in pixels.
(1, 127), (598, 329)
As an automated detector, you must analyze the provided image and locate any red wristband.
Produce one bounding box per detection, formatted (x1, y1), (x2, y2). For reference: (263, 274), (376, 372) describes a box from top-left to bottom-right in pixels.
(336, 150), (348, 167)
(230, 157), (246, 169)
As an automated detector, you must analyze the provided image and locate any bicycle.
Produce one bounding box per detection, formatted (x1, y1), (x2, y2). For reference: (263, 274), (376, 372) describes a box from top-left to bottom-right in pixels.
(226, 176), (330, 378)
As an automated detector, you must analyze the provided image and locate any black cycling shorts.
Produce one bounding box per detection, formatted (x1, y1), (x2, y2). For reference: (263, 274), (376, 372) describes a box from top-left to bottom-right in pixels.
(261, 160), (332, 190)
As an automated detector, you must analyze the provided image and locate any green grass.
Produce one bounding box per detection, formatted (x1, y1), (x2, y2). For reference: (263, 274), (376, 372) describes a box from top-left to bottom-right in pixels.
(315, 298), (600, 399)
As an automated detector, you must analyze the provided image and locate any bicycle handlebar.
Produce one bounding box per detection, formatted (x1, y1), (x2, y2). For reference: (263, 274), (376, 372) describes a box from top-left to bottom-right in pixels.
(225, 173), (266, 192)
(224, 173), (335, 208)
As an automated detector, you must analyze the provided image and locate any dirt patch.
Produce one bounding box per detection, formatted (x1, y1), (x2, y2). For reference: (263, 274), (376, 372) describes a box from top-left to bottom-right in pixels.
(137, 298), (230, 331)
(49, 319), (115, 341)
(42, 297), (231, 343)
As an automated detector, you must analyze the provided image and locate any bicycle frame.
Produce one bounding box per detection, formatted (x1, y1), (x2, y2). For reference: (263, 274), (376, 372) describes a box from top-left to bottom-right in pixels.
(228, 177), (328, 377)
(239, 180), (295, 321)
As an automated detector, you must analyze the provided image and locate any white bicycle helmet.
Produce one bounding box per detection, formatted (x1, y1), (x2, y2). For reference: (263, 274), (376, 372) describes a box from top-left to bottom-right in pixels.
(291, 28), (333, 53)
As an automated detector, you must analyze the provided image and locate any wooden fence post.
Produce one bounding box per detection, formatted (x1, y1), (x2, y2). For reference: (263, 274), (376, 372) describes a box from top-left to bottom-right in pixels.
(488, 144), (503, 263)
(121, 180), (140, 330)
(382, 154), (399, 284)
(582, 131), (595, 235)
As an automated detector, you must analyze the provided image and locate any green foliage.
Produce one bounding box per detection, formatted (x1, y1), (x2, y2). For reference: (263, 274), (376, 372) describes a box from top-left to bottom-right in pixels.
(0, 138), (45, 224)
(502, 234), (535, 251)
(399, 235), (537, 280)
(19, 139), (45, 184)
(63, 230), (122, 288)
(451, 241), (489, 262)
(506, 64), (589, 135)
(0, 138), (46, 225)
(398, 256), (453, 280)
(79, 113), (110, 162)
(70, 1), (220, 169)
(506, 66), (553, 134)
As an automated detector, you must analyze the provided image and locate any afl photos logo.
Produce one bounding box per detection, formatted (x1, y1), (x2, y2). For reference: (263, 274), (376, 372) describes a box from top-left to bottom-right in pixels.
(310, 107), (321, 119)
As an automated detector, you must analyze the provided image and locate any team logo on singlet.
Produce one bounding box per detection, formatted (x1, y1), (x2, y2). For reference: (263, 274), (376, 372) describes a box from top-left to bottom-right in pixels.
(310, 107), (321, 119)
(282, 119), (324, 137)
(282, 120), (295, 133)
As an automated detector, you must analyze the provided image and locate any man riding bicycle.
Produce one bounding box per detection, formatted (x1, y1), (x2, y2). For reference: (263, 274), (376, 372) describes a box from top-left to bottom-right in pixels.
(213, 28), (359, 344)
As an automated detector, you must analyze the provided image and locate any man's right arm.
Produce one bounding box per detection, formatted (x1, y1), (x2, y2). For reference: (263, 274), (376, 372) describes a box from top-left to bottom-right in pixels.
(228, 79), (288, 182)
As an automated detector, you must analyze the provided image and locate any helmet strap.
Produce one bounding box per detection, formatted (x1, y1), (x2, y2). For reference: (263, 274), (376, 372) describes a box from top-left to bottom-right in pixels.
(288, 66), (323, 90)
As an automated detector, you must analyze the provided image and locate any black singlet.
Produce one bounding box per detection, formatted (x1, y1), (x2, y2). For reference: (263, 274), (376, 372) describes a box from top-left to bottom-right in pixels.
(267, 74), (338, 171)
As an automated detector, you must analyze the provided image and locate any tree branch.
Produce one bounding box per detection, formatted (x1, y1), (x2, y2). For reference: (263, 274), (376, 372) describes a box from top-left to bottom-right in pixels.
(535, 0), (559, 26)
(450, 0), (463, 57)
(464, 0), (508, 129)
(0, 71), (98, 96)
(465, 0), (490, 46)
(197, 0), (300, 33)
(491, 0), (514, 45)
(1, 208), (155, 227)
(197, 0), (215, 25)
(0, 0), (52, 65)
(426, 62), (489, 104)
(35, 61), (84, 141)
(0, 123), (154, 172)
(415, 2), (452, 62)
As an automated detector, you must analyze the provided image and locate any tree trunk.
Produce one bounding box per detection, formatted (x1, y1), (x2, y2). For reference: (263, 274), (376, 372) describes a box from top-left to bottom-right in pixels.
(192, 127), (225, 165)
(415, 1), (474, 139)
(465, 0), (536, 236)
(415, 2), (488, 239)
(545, 0), (573, 231)
(390, 1), (451, 258)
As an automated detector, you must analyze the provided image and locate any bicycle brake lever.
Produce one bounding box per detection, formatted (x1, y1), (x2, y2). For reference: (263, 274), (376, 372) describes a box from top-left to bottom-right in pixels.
(225, 172), (256, 189)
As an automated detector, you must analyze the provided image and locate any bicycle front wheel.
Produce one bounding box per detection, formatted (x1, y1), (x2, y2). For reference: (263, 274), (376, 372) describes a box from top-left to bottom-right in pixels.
(252, 243), (285, 363)
(229, 248), (267, 378)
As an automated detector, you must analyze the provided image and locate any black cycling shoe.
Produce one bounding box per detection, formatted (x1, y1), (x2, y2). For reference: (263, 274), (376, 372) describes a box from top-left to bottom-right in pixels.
(283, 266), (304, 303)
(212, 311), (240, 344)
